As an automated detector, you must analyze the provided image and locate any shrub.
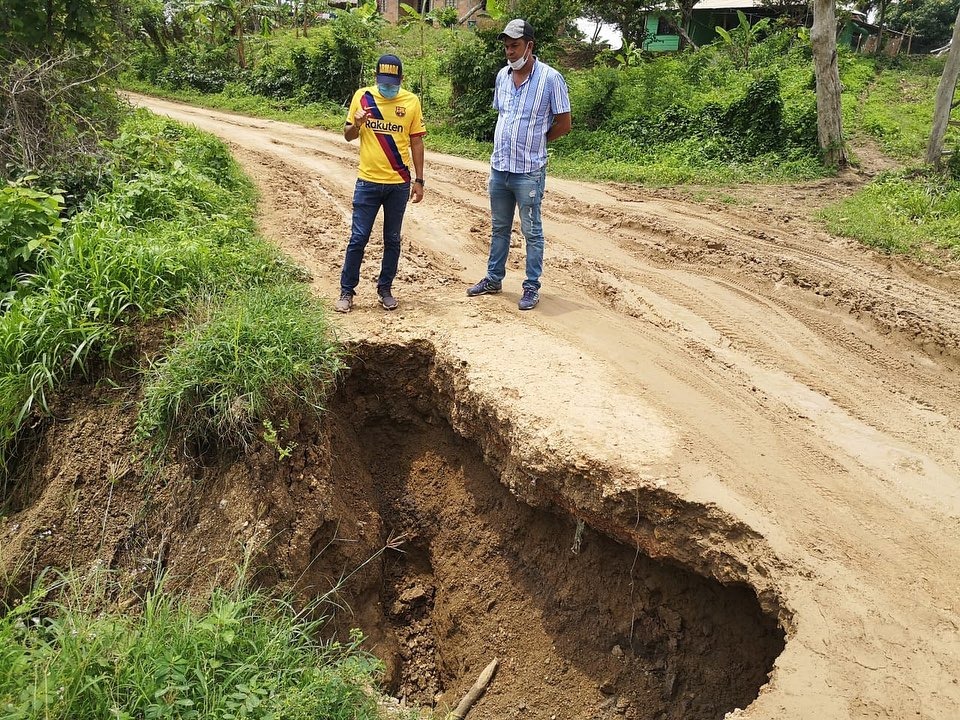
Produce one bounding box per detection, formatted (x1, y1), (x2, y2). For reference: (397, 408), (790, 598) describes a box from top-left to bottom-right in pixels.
(156, 44), (239, 94)
(431, 6), (459, 27)
(245, 16), (373, 106)
(722, 74), (785, 156)
(567, 67), (619, 130)
(0, 181), (64, 295)
(442, 30), (501, 141)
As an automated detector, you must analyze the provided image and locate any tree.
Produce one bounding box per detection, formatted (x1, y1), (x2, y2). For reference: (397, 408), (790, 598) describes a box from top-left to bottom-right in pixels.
(502, 0), (584, 47)
(810, 0), (847, 167)
(886, 0), (960, 53)
(117, 0), (177, 58)
(926, 6), (960, 166)
(0, 0), (126, 185)
(873, 0), (890, 52)
(188, 0), (274, 68)
(0, 0), (119, 54)
(665, 0), (700, 50)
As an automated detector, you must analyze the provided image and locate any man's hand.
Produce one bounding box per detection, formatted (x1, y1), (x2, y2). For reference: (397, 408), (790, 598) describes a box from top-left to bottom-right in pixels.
(345, 108), (371, 141)
(410, 182), (424, 203)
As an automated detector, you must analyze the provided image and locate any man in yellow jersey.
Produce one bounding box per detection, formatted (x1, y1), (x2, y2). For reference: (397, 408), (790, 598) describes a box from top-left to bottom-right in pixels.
(335, 54), (426, 313)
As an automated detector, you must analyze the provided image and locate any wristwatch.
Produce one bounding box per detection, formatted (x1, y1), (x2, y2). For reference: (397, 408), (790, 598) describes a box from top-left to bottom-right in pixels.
(414, 178), (425, 186)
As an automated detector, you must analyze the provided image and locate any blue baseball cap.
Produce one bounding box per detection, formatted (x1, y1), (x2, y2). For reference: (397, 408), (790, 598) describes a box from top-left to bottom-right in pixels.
(376, 54), (403, 86)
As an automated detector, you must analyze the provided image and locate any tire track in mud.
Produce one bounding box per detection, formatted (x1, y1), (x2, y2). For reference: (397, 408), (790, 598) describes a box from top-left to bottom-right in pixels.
(547, 183), (960, 347)
(529, 189), (960, 501)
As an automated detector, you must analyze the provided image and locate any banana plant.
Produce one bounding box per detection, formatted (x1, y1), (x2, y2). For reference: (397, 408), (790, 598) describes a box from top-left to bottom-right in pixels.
(189, 0), (276, 67)
(614, 40), (644, 67)
(715, 10), (770, 69)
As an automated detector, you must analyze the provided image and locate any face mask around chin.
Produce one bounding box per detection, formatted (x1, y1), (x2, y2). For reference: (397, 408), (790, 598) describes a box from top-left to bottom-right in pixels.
(508, 44), (531, 71)
(377, 83), (400, 99)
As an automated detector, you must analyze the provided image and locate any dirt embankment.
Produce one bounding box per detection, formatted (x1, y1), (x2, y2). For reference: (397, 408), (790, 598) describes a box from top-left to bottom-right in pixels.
(3, 95), (960, 719)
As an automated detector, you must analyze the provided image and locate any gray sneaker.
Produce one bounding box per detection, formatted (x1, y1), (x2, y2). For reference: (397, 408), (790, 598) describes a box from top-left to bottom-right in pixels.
(379, 290), (399, 310)
(466, 278), (502, 297)
(335, 292), (353, 313)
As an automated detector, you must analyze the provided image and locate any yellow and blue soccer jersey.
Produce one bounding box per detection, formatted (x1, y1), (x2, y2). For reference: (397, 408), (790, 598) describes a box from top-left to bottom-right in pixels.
(346, 86), (426, 184)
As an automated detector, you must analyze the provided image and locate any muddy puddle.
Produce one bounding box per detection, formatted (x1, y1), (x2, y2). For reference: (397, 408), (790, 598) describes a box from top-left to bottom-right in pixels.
(288, 342), (786, 719)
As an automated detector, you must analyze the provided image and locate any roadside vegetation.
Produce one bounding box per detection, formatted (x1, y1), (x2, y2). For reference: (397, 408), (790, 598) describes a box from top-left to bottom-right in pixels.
(821, 167), (960, 257)
(1, 0), (957, 715)
(0, 571), (382, 720)
(0, 111), (344, 473)
(2, 2), (362, 708)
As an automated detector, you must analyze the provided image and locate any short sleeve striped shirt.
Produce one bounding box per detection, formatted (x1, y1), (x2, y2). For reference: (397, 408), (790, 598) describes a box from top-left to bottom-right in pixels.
(491, 59), (570, 174)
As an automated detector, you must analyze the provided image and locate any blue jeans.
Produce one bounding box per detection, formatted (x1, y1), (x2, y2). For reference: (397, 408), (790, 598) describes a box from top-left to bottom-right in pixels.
(340, 179), (410, 295)
(486, 166), (547, 292)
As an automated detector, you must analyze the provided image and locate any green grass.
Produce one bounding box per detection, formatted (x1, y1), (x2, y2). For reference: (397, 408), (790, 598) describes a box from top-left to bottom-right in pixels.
(137, 283), (345, 452)
(821, 169), (960, 259)
(0, 573), (383, 720)
(0, 110), (343, 474)
(843, 56), (949, 160)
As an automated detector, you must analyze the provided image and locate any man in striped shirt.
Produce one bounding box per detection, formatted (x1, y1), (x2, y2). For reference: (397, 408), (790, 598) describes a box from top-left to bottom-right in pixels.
(466, 19), (571, 311)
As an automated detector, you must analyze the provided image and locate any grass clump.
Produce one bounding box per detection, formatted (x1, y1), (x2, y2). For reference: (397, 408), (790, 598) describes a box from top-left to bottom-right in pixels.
(820, 169), (960, 259)
(0, 574), (382, 720)
(0, 110), (339, 474)
(138, 284), (345, 452)
(842, 55), (947, 160)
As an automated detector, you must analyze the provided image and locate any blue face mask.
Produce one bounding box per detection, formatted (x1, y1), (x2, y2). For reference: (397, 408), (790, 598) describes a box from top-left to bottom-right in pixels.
(377, 83), (400, 99)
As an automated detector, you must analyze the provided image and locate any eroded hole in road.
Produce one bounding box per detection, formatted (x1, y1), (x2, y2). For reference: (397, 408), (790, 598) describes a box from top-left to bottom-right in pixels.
(303, 343), (785, 719)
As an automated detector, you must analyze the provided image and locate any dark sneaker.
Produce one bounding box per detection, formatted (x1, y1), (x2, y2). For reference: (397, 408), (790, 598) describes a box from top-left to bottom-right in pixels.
(379, 290), (399, 311)
(334, 292), (353, 313)
(466, 278), (502, 297)
(518, 288), (539, 310)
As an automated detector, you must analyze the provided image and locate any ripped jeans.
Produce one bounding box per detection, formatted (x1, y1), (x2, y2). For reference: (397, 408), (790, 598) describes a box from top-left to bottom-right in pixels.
(486, 166), (547, 291)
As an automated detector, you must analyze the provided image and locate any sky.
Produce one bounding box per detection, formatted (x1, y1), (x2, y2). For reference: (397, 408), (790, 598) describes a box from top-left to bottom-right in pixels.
(575, 17), (624, 50)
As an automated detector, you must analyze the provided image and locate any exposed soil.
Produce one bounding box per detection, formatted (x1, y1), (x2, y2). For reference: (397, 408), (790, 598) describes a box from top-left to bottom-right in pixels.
(3, 94), (960, 719)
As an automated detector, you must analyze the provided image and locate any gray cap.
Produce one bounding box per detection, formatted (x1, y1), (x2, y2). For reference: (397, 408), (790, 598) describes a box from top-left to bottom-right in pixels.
(498, 18), (535, 40)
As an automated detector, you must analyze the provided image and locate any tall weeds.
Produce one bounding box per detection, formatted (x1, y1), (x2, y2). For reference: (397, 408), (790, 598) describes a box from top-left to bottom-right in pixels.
(0, 571), (382, 720)
(0, 111), (341, 476)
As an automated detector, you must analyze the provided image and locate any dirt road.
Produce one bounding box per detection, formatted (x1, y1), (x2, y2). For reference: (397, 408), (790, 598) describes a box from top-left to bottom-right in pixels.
(131, 95), (960, 719)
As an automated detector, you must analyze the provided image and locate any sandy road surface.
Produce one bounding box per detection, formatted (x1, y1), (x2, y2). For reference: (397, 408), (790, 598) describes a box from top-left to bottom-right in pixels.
(131, 94), (960, 719)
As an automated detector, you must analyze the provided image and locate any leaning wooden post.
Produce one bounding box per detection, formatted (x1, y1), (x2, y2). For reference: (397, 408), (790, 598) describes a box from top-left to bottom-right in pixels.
(449, 658), (499, 720)
(925, 7), (960, 166)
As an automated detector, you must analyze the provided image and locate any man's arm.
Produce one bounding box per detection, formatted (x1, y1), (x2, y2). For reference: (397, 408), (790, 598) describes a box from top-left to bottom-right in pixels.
(546, 112), (571, 142)
(410, 135), (425, 203)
